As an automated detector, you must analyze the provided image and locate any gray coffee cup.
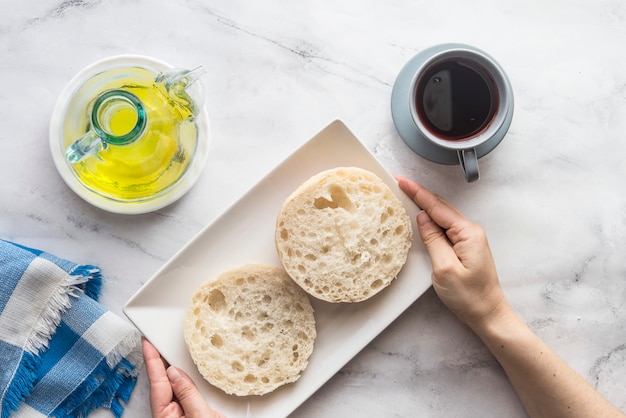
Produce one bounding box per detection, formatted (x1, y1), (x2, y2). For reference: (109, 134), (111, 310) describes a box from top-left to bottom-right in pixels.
(391, 44), (514, 182)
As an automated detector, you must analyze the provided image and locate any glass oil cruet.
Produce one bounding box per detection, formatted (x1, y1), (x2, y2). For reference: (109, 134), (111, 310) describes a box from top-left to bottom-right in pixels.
(60, 63), (207, 204)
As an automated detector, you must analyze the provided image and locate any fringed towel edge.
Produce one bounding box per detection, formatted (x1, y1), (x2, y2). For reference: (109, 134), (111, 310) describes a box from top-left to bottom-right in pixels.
(2, 262), (103, 417)
(53, 329), (143, 418)
(24, 264), (102, 355)
(1, 351), (37, 418)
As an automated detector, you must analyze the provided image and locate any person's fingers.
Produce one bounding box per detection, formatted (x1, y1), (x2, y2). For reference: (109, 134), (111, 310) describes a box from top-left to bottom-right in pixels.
(167, 366), (225, 418)
(416, 210), (459, 273)
(142, 338), (182, 417)
(396, 175), (468, 232)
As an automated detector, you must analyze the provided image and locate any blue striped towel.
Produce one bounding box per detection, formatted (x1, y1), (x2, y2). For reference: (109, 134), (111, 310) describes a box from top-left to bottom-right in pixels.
(0, 240), (143, 417)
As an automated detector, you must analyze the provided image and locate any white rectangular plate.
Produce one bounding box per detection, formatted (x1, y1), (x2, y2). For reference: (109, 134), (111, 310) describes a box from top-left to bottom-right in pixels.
(124, 120), (432, 418)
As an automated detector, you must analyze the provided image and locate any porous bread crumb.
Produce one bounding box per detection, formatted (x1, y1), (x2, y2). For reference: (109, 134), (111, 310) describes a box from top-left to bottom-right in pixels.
(275, 167), (412, 303)
(184, 264), (316, 396)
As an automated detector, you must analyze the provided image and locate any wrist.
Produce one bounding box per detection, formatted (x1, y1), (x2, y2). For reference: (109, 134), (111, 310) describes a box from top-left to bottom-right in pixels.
(466, 296), (517, 337)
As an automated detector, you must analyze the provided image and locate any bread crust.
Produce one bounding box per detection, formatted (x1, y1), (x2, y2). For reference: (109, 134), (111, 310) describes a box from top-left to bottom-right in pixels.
(183, 264), (316, 396)
(275, 167), (412, 303)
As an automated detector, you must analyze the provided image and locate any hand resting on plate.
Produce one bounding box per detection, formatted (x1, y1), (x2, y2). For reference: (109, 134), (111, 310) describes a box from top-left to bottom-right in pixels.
(396, 176), (625, 418)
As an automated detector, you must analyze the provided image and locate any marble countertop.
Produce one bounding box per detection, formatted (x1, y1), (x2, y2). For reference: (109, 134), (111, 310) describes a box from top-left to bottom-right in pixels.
(1, 1), (625, 416)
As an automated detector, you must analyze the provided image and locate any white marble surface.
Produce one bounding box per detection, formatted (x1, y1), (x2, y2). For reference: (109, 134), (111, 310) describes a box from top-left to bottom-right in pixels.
(1, 0), (625, 416)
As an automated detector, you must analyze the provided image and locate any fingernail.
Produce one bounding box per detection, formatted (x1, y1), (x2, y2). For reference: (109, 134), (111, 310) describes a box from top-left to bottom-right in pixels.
(416, 210), (431, 226)
(167, 366), (182, 383)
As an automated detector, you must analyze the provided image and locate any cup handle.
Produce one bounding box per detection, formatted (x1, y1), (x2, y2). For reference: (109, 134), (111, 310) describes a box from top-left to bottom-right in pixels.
(457, 149), (480, 182)
(66, 130), (105, 163)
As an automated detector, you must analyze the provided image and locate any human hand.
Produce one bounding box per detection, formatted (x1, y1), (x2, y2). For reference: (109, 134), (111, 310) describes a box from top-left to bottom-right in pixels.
(396, 176), (510, 329)
(142, 338), (225, 418)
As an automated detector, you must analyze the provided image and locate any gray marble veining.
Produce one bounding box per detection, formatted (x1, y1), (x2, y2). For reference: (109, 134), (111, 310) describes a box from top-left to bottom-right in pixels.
(1, 0), (625, 416)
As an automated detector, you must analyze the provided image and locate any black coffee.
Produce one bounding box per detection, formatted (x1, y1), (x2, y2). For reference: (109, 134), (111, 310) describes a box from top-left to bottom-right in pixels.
(416, 60), (496, 139)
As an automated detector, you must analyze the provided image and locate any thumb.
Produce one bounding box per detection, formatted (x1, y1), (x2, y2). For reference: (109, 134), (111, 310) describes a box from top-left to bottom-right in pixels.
(167, 366), (221, 418)
(416, 211), (457, 269)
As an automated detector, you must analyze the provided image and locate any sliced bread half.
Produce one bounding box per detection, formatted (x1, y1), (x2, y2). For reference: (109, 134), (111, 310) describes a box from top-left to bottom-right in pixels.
(184, 264), (316, 396)
(275, 167), (412, 303)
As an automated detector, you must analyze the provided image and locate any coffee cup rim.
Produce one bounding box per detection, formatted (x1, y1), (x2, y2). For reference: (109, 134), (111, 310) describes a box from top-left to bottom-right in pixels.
(408, 46), (513, 151)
